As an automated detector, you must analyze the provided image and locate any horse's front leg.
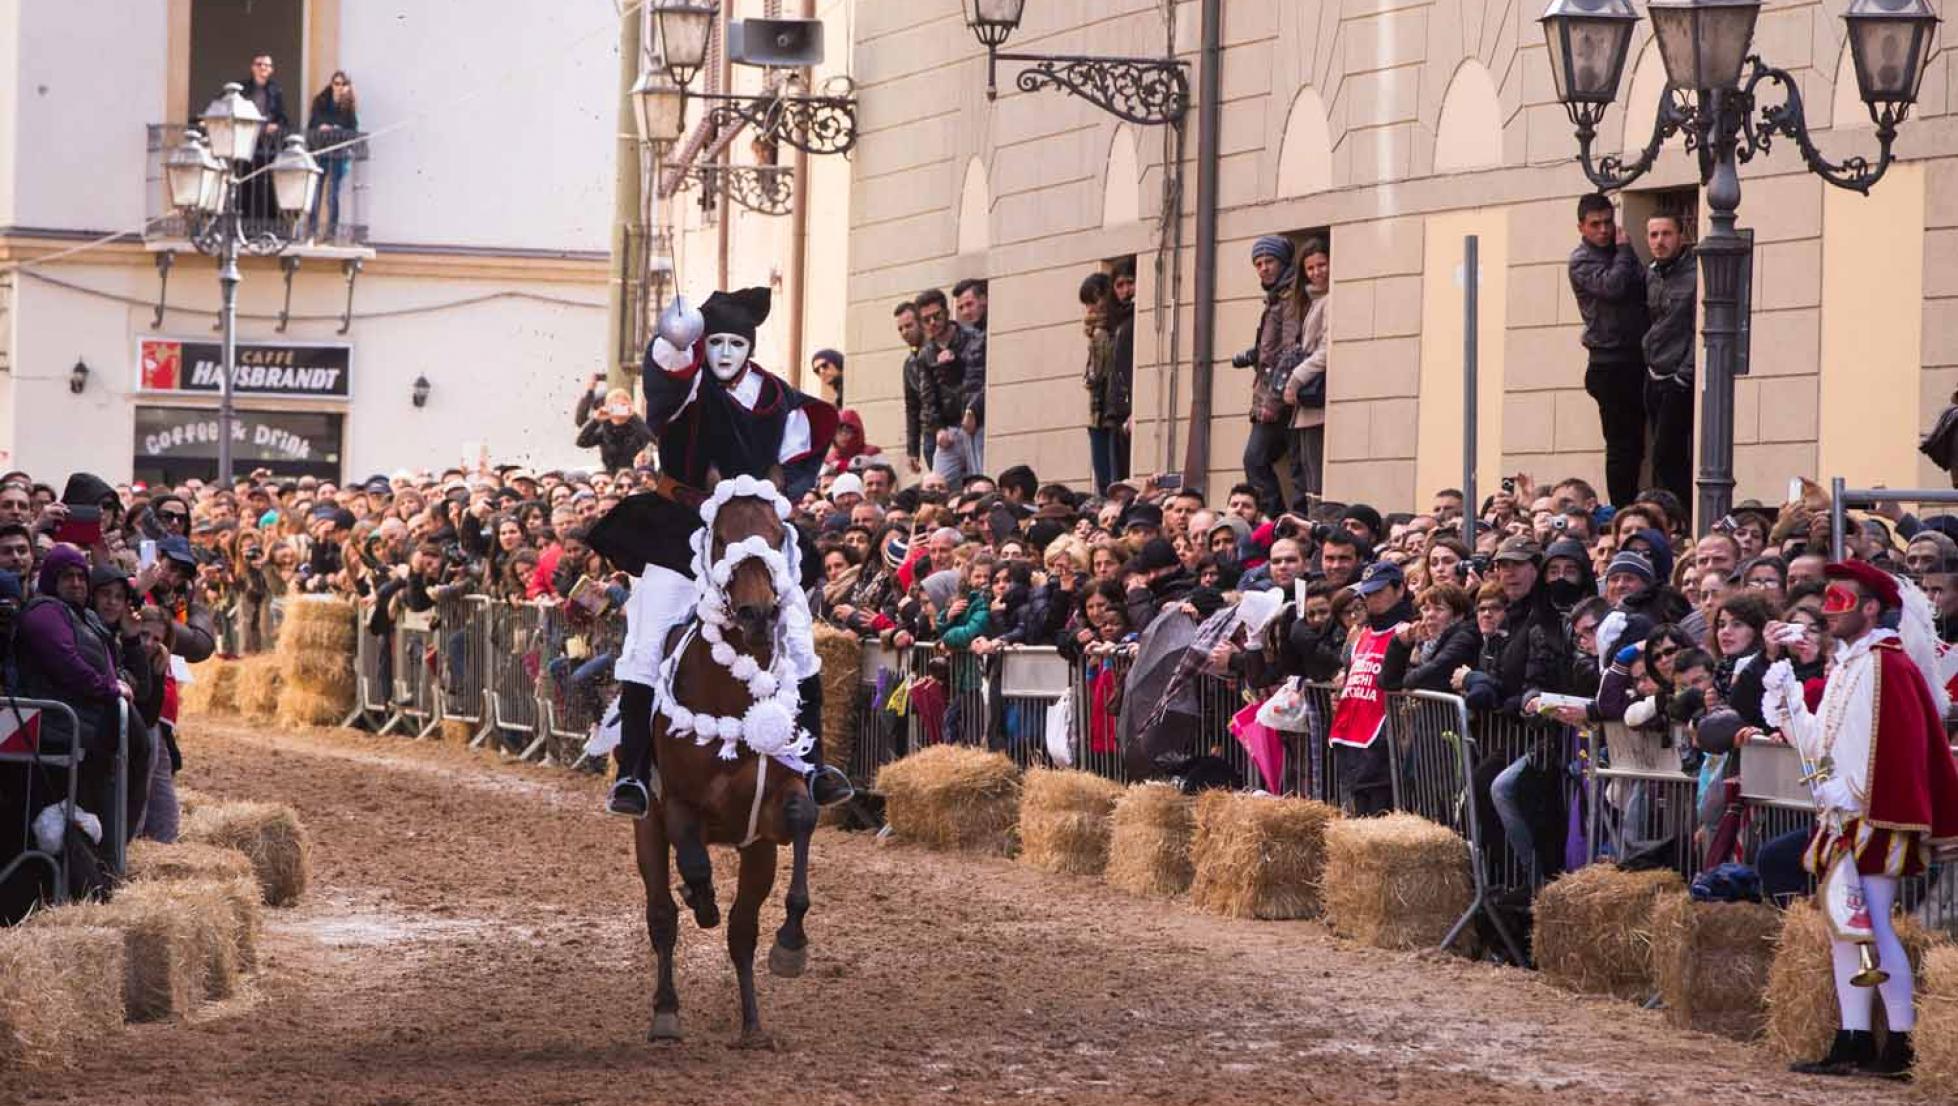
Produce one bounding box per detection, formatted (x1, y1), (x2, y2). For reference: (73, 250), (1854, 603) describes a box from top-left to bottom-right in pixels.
(768, 783), (816, 978)
(635, 809), (683, 1041)
(664, 798), (720, 929)
(729, 841), (778, 1047)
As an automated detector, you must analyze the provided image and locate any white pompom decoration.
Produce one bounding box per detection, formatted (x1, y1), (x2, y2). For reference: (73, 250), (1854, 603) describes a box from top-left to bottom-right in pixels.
(742, 699), (798, 756)
(710, 641), (737, 667)
(730, 655), (760, 681)
(751, 672), (778, 698)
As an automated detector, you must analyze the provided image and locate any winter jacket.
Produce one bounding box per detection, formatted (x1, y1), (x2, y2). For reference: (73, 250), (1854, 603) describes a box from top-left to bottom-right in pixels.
(149, 585), (218, 664)
(1083, 325), (1129, 430)
(1381, 620), (1481, 693)
(1496, 585), (1570, 714)
(11, 547), (120, 749)
(992, 584), (1058, 647)
(935, 588), (992, 649)
(307, 90), (360, 152)
(1643, 246), (1697, 386)
(900, 347), (930, 459)
(241, 76), (290, 136)
(576, 414), (656, 474)
(1125, 567), (1196, 631)
(1568, 239), (1649, 360)
(1243, 274), (1306, 425)
(1289, 290), (1330, 430)
(917, 324), (987, 434)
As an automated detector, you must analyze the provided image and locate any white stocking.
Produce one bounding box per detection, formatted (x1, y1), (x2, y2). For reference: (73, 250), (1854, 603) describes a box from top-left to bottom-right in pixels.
(1864, 874), (1916, 1032)
(1830, 874), (1914, 1032)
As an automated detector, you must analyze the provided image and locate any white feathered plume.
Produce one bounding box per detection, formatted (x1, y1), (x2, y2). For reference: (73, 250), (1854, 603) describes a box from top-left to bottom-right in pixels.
(1894, 570), (1952, 717)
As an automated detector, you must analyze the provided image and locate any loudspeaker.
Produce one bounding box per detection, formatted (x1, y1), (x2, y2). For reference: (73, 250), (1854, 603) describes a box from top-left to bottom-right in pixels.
(728, 18), (825, 68)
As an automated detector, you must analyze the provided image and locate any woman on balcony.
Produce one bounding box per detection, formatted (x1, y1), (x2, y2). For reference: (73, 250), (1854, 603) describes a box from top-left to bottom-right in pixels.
(307, 71), (360, 242)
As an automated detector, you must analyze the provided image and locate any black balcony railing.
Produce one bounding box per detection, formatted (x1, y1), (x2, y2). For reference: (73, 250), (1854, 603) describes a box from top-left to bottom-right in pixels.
(145, 123), (371, 249)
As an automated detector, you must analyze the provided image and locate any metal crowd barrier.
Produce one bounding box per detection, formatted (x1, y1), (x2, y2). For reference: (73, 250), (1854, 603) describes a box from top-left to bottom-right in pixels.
(0, 698), (129, 908)
(480, 600), (545, 756)
(389, 607), (442, 740)
(537, 603), (622, 767)
(434, 594), (494, 739)
(1588, 723), (1702, 881)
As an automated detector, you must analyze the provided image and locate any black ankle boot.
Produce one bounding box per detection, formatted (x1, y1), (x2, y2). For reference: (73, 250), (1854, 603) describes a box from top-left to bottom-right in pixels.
(1791, 1030), (1875, 1076)
(1860, 1031), (1914, 1080)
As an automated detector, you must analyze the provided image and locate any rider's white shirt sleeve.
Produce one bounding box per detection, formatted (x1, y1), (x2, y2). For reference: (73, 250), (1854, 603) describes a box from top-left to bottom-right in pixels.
(778, 409), (812, 466)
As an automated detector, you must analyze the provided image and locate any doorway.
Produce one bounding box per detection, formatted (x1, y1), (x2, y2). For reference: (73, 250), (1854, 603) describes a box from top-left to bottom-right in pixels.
(188, 0), (305, 122)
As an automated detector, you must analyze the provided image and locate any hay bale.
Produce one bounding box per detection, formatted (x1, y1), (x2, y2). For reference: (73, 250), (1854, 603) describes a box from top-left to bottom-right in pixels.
(234, 656), (284, 721)
(125, 839), (254, 885)
(874, 745), (1020, 855)
(112, 880), (241, 1001)
(813, 624), (860, 778)
(1104, 783), (1197, 898)
(1321, 813), (1473, 949)
(29, 898), (198, 1021)
(173, 786), (212, 817)
(1534, 865), (1684, 999)
(281, 650), (356, 694)
(181, 659), (238, 716)
(1188, 791), (1339, 920)
(275, 684), (352, 729)
(0, 924), (125, 1071)
(1018, 768), (1124, 876)
(438, 718), (475, 745)
(1649, 893), (1780, 1039)
(1918, 946), (1958, 1098)
(1763, 898), (1940, 1062)
(182, 801), (311, 907)
(275, 597), (358, 654)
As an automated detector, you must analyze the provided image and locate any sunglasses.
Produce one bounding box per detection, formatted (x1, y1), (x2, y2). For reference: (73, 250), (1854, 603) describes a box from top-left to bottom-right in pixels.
(160, 511), (188, 524)
(1651, 646), (1680, 662)
(918, 310), (947, 324)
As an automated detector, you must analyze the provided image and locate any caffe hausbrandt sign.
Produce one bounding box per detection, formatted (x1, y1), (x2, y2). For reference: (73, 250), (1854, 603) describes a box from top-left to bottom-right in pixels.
(138, 337), (351, 399)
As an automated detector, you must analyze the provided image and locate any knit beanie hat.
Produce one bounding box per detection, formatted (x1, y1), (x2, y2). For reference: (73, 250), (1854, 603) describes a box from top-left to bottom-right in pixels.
(1251, 235), (1294, 265)
(1605, 550), (1656, 586)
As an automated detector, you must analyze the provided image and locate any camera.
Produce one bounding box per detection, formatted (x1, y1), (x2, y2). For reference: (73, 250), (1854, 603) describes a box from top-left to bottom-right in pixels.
(1470, 553), (1492, 575)
(1501, 477), (1516, 494)
(1711, 514), (1739, 535)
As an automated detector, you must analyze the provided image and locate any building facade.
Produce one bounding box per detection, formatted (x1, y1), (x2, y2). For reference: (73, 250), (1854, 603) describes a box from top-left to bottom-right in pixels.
(844, 0), (1956, 517)
(0, 0), (634, 483)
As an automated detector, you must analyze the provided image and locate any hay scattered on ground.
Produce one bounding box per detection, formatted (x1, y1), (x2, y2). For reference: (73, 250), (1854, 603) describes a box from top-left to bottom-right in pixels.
(0, 924), (124, 1071)
(1104, 784), (1196, 898)
(874, 745), (1020, 855)
(1534, 866), (1683, 1000)
(174, 787), (212, 817)
(275, 597), (357, 727)
(182, 801), (312, 907)
(113, 880), (241, 1001)
(1763, 898), (1939, 1061)
(814, 624), (860, 779)
(438, 718), (475, 745)
(1650, 893), (1779, 1039)
(1918, 945), (1958, 1098)
(1188, 791), (1338, 920)
(29, 898), (198, 1021)
(234, 656), (284, 721)
(1321, 813), (1472, 950)
(125, 839), (254, 885)
(1018, 768), (1124, 876)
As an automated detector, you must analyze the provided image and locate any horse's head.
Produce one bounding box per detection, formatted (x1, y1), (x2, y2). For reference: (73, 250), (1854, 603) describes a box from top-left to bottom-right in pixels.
(706, 474), (789, 644)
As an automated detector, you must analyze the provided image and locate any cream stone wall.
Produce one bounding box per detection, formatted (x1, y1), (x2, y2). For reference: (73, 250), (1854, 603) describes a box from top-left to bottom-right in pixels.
(841, 0), (1954, 515)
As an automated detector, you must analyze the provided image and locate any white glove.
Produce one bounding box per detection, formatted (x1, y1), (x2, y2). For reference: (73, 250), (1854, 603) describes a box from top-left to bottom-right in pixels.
(1815, 775), (1861, 815)
(1763, 659), (1796, 696)
(657, 294), (704, 350)
(1596, 610), (1628, 663)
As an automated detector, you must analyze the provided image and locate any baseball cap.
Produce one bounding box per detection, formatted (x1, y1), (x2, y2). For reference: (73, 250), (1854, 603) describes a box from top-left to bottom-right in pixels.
(1353, 559), (1404, 596)
(830, 472), (865, 500)
(1493, 536), (1543, 564)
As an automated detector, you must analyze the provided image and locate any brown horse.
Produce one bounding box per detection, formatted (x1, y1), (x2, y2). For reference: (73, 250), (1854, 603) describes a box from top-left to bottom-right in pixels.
(632, 484), (817, 1047)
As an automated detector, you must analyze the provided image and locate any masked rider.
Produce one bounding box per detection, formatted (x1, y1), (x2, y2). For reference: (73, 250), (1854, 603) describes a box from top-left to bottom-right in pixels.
(592, 287), (853, 817)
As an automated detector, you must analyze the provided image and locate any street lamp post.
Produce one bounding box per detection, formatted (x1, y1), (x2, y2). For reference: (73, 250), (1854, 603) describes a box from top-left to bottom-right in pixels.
(1539, 0), (1938, 531)
(163, 83), (320, 485)
(962, 0), (1190, 126)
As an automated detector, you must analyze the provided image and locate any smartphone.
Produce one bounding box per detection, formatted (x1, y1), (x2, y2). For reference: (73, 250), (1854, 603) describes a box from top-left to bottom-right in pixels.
(138, 539), (158, 571)
(1152, 472), (1182, 490)
(52, 505), (102, 547)
(1787, 477), (1804, 504)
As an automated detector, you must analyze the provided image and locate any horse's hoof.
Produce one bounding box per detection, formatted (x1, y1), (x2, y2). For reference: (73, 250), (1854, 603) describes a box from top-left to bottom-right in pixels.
(732, 1029), (778, 1051)
(678, 883), (720, 929)
(648, 1012), (683, 1042)
(767, 941), (807, 979)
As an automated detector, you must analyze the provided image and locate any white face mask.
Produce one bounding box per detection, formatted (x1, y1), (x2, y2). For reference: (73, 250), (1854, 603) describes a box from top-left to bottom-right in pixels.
(705, 333), (752, 382)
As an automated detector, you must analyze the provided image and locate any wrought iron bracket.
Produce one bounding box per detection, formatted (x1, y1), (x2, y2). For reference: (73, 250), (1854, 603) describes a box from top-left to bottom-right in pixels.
(691, 79), (858, 156)
(276, 255), (300, 332)
(988, 51), (1190, 126)
(1573, 56), (1900, 196)
(150, 250), (174, 329)
(337, 257), (362, 335)
(671, 163), (797, 216)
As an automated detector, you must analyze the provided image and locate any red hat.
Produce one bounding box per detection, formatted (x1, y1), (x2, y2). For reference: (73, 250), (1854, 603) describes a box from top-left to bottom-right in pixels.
(1823, 560), (1901, 610)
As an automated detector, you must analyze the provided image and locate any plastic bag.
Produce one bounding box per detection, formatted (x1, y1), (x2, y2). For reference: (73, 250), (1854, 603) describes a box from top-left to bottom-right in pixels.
(1255, 677), (1314, 732)
(1045, 686), (1075, 768)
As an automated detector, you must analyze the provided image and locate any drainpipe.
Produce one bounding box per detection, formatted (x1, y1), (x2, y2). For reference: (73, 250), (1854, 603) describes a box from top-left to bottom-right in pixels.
(1179, 0), (1222, 491)
(604, 6), (644, 389)
(786, 0), (814, 388)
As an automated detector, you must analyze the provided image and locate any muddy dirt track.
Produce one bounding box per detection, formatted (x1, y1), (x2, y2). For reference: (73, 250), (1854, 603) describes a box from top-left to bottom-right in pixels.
(3, 717), (1919, 1105)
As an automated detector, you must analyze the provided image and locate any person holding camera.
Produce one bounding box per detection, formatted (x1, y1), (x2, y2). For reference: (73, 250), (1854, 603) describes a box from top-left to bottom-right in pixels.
(1234, 235), (1309, 517)
(574, 379), (656, 474)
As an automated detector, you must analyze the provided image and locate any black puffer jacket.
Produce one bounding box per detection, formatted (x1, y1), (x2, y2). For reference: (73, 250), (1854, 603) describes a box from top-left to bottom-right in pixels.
(1643, 246), (1697, 385)
(1381, 619), (1481, 693)
(1568, 239), (1649, 358)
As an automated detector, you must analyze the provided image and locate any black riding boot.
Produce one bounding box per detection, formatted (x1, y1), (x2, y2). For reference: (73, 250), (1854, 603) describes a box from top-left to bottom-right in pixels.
(1791, 1029), (1875, 1076)
(606, 679), (656, 818)
(1861, 1031), (1914, 1079)
(798, 673), (853, 807)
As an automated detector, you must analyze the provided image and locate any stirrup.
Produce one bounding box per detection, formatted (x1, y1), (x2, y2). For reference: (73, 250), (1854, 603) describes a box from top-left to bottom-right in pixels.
(606, 777), (650, 819)
(809, 764), (854, 808)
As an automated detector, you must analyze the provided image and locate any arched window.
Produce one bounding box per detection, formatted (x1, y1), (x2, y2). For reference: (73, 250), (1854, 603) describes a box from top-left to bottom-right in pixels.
(1102, 126), (1141, 228)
